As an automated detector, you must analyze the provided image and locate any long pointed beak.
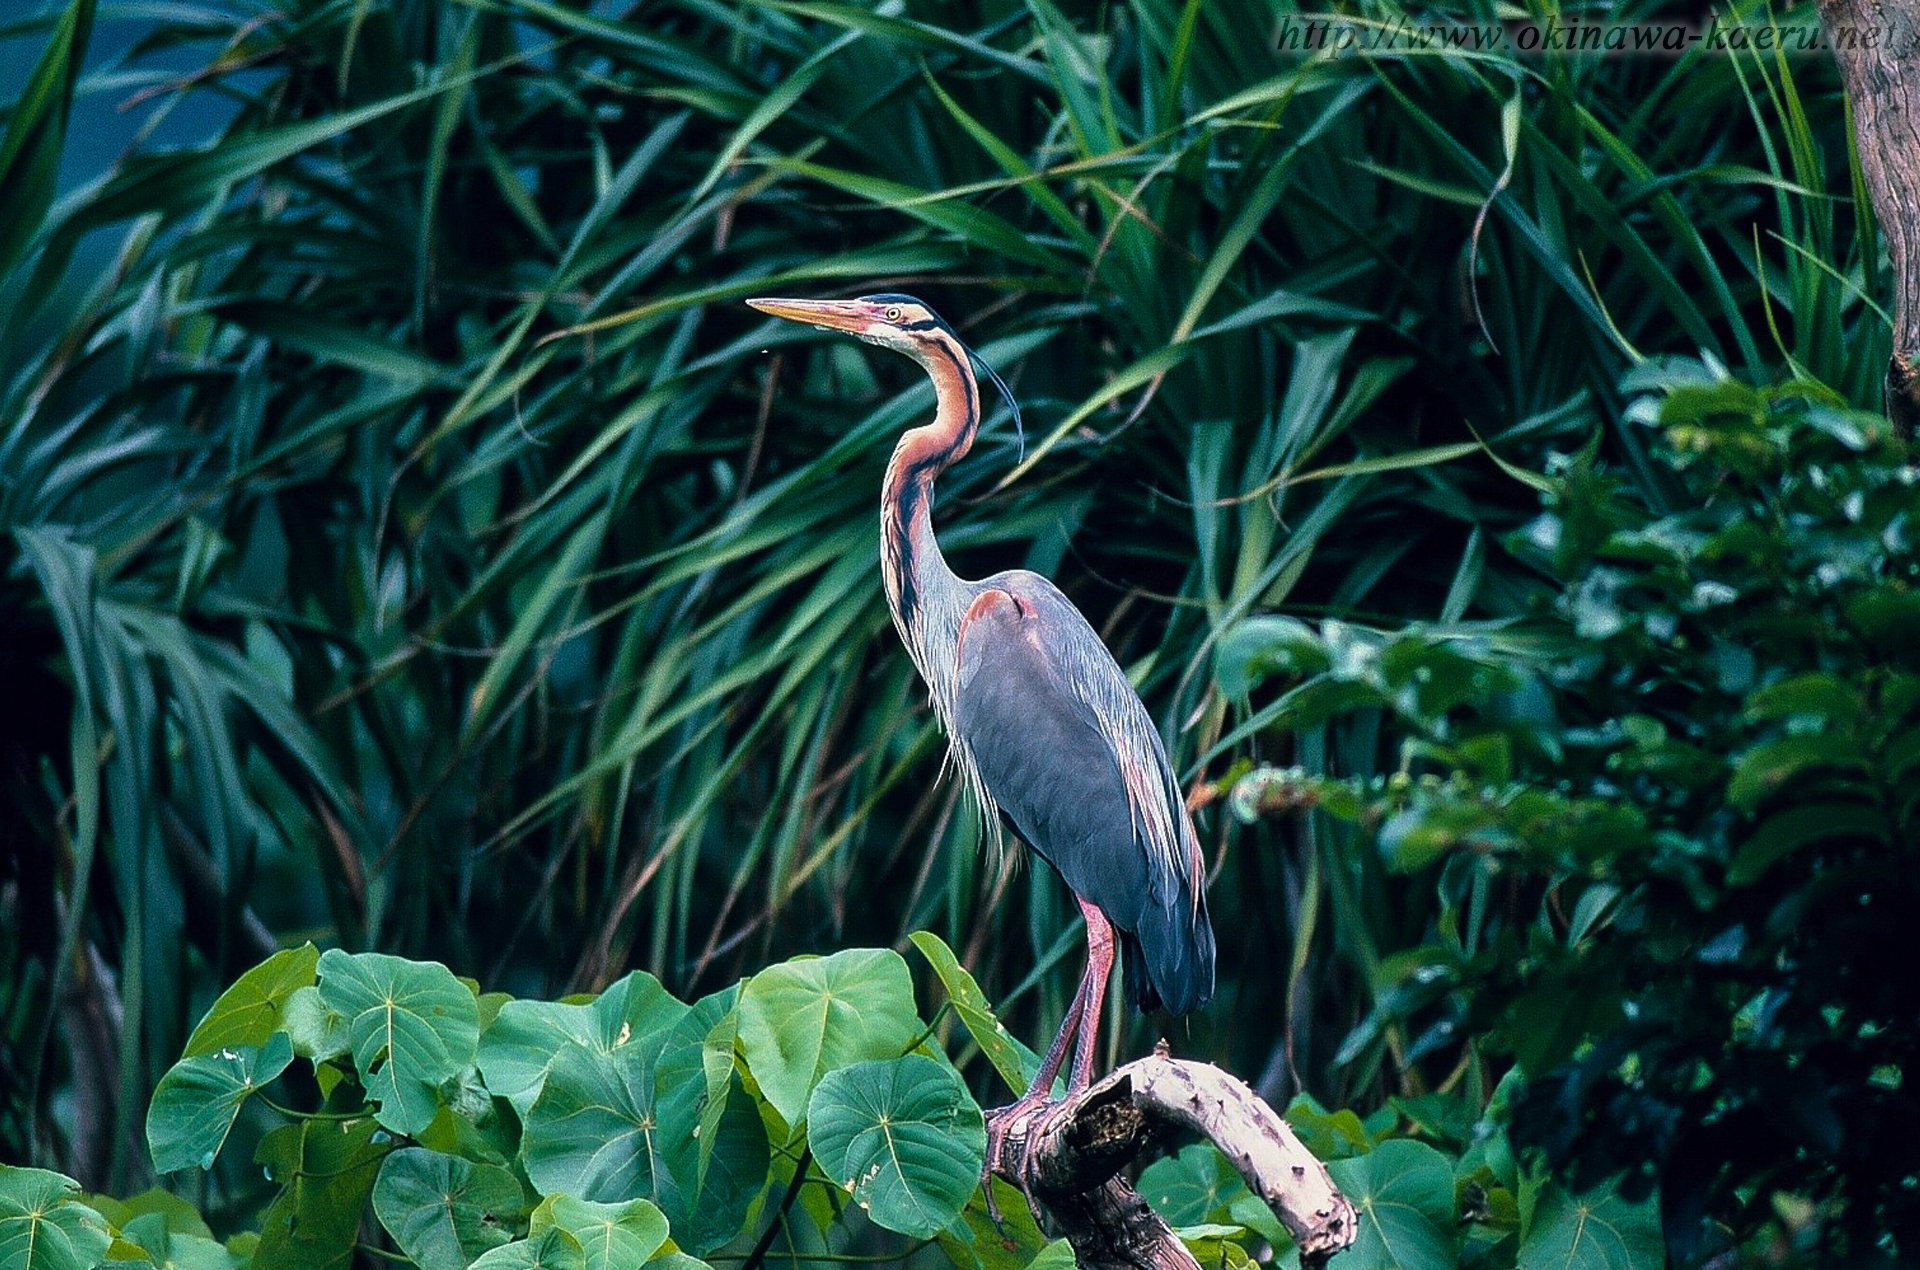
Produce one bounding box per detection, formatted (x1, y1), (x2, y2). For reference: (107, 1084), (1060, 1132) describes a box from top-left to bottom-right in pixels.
(745, 296), (880, 335)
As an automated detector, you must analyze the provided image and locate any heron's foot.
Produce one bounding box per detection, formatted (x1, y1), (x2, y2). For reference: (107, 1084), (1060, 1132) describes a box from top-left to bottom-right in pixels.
(981, 1094), (1053, 1234)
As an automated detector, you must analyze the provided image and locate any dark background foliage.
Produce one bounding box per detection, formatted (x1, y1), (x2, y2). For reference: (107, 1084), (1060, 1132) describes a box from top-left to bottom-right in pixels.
(1225, 369), (1917, 1262)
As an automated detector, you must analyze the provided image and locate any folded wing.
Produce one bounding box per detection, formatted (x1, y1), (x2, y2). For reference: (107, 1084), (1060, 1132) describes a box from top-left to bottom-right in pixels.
(950, 576), (1215, 1014)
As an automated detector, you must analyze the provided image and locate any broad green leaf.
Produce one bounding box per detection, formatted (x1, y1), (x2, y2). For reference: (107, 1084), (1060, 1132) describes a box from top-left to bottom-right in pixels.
(662, 1078), (769, 1257)
(81, 1188), (215, 1243)
(648, 984), (739, 1196)
(520, 1029), (768, 1255)
(588, 971), (692, 1052)
(644, 1255), (713, 1270)
(281, 985), (351, 1062)
(0, 1167), (112, 1270)
(1744, 672), (1863, 729)
(373, 1148), (522, 1270)
(1387, 1094), (1477, 1150)
(469, 1227), (585, 1270)
(531, 1195), (669, 1270)
(252, 1118), (386, 1270)
(1224, 1191), (1291, 1247)
(148, 1032), (294, 1173)
(1177, 1226), (1257, 1270)
(935, 1180), (1050, 1270)
(1326, 1139), (1456, 1270)
(1139, 1144), (1249, 1227)
(479, 969), (688, 1117)
(738, 948), (923, 1125)
(909, 931), (1040, 1094)
(1284, 1096), (1375, 1160)
(695, 1000), (739, 1185)
(519, 1045), (658, 1203)
(652, 1245), (721, 1268)
(1728, 801), (1885, 885)
(318, 950), (481, 1135)
(182, 944), (319, 1057)
(109, 1212), (241, 1270)
(1517, 1181), (1662, 1270)
(1214, 617), (1330, 698)
(805, 1055), (985, 1238)
(1727, 735), (1867, 810)
(478, 999), (604, 1116)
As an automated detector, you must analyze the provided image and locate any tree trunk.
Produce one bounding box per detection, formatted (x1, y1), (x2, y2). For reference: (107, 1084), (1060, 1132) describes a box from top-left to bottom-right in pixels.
(987, 1048), (1358, 1270)
(1816, 0), (1920, 433)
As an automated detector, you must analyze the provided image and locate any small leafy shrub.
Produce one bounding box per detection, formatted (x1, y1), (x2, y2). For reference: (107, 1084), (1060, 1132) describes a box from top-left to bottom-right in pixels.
(1, 932), (1658, 1270)
(7, 937), (1010, 1270)
(1221, 359), (1918, 1265)
(1139, 1078), (1659, 1270)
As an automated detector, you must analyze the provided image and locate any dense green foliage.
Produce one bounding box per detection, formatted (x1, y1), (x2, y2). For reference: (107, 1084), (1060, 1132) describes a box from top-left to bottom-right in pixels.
(1, 0), (1903, 1264)
(2, 934), (1660, 1270)
(1223, 366), (1917, 1262)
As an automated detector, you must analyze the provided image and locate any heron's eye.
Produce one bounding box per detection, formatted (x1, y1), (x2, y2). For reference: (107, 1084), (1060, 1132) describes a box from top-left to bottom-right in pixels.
(884, 306), (903, 322)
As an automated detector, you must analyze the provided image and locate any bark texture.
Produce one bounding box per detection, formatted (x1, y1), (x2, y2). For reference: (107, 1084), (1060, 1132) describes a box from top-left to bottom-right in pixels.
(987, 1050), (1357, 1270)
(1816, 0), (1920, 433)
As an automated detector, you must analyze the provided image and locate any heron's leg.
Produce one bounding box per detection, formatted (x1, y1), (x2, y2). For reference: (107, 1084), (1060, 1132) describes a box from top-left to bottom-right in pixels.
(983, 906), (1107, 1230)
(1019, 969), (1091, 1101)
(989, 899), (1119, 1231)
(983, 970), (1088, 1228)
(1066, 897), (1117, 1093)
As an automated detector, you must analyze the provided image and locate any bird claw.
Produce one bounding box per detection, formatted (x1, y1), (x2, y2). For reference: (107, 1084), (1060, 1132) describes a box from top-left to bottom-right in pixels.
(982, 1095), (1053, 1234)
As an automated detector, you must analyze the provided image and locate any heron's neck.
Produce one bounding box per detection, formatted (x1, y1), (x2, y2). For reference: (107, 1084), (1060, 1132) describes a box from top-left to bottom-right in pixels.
(881, 341), (980, 710)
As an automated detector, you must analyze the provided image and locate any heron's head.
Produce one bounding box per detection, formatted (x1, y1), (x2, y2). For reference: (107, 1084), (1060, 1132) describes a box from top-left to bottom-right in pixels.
(747, 293), (963, 351)
(746, 293), (1023, 446)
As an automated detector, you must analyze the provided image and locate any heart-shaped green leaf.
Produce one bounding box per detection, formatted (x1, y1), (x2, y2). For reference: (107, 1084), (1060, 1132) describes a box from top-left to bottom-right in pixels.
(148, 1032), (294, 1173)
(108, 1211), (241, 1270)
(281, 985), (350, 1062)
(183, 945), (319, 1057)
(1518, 1180), (1662, 1270)
(806, 1055), (984, 1238)
(318, 950), (481, 1135)
(532, 1195), (669, 1270)
(373, 1148), (522, 1270)
(1138, 1143), (1250, 1227)
(478, 999), (604, 1117)
(469, 1227), (584, 1270)
(1326, 1139), (1456, 1270)
(738, 948), (922, 1126)
(0, 1167), (112, 1270)
(520, 1020), (767, 1255)
(253, 1117), (386, 1270)
(479, 971), (687, 1117)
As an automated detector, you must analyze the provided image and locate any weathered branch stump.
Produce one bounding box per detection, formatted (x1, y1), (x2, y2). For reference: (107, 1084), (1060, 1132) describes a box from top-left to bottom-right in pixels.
(1816, 0), (1920, 435)
(985, 1047), (1357, 1270)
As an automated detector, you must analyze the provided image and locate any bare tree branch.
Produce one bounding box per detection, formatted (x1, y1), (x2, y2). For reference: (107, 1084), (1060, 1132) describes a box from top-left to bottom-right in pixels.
(1816, 0), (1920, 434)
(987, 1048), (1357, 1270)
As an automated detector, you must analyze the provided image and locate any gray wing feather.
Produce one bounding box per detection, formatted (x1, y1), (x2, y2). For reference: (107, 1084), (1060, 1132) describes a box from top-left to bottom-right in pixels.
(948, 573), (1213, 1013)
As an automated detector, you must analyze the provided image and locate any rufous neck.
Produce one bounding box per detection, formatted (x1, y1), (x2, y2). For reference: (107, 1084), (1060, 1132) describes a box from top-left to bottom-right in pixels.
(880, 339), (980, 652)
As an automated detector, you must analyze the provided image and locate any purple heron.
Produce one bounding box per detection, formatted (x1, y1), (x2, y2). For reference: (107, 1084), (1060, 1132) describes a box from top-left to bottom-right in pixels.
(746, 293), (1215, 1128)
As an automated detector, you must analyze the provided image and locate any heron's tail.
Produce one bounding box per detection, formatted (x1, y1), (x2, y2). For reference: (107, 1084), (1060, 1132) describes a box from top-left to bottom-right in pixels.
(1123, 884), (1216, 1015)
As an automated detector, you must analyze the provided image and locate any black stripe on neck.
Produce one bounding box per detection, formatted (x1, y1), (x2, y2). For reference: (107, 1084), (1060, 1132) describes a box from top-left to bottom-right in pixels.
(884, 331), (976, 637)
(891, 502), (921, 629)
